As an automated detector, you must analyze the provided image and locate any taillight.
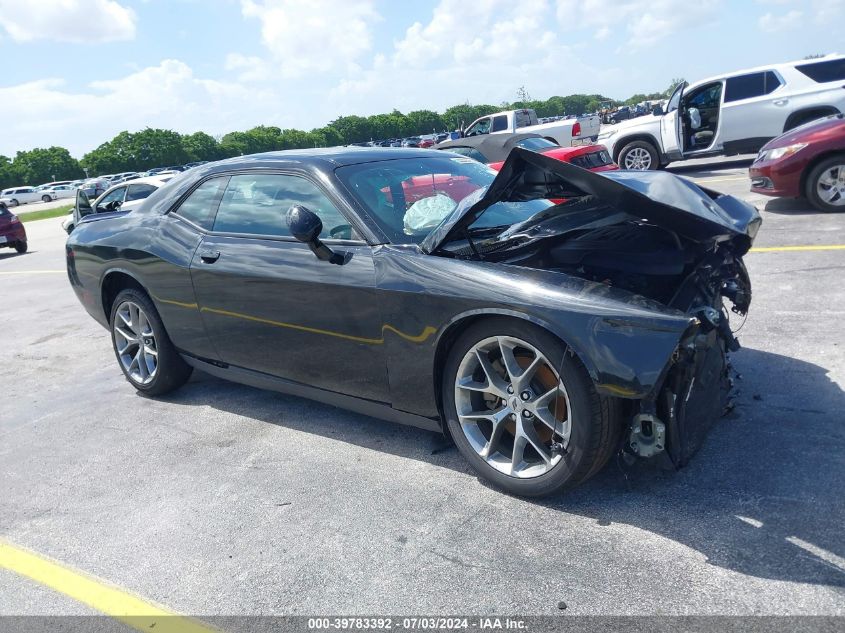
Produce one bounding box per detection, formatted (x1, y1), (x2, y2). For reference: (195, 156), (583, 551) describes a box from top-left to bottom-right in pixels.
(572, 121), (581, 137)
(10, 216), (20, 224)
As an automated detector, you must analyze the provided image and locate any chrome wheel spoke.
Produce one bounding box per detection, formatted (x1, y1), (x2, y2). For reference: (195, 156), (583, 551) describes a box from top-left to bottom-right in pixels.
(511, 434), (528, 474)
(522, 424), (552, 465)
(474, 349), (509, 397)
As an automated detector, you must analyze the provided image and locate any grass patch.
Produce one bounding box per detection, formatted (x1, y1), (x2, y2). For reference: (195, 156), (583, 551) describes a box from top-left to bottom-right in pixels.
(17, 204), (73, 223)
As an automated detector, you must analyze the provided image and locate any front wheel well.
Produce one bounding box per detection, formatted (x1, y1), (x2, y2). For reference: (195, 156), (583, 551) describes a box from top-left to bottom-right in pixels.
(799, 150), (845, 198)
(612, 134), (662, 164)
(431, 314), (593, 435)
(101, 271), (146, 322)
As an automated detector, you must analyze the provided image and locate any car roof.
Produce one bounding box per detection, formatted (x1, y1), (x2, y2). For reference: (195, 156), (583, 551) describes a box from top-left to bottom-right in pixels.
(690, 53), (845, 87)
(200, 146), (439, 175)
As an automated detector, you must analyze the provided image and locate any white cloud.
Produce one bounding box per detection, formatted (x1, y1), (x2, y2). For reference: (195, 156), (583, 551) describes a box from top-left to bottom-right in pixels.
(758, 9), (803, 31)
(0, 60), (287, 156)
(0, 0), (136, 43)
(329, 0), (626, 126)
(392, 0), (557, 70)
(555, 0), (721, 48)
(238, 0), (379, 78)
(594, 26), (611, 40)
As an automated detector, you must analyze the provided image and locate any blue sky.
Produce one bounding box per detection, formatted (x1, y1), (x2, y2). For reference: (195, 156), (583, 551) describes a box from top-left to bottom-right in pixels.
(0, 0), (841, 157)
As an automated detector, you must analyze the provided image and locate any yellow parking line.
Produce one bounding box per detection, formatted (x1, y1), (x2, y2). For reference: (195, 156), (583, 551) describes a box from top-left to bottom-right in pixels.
(0, 540), (218, 633)
(750, 245), (845, 252)
(0, 270), (65, 274)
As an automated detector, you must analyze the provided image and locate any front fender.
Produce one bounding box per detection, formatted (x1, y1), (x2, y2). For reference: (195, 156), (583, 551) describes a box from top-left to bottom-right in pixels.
(375, 247), (694, 417)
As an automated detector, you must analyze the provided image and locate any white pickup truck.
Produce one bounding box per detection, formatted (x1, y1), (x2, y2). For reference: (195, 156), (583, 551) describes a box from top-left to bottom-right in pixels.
(460, 109), (601, 147)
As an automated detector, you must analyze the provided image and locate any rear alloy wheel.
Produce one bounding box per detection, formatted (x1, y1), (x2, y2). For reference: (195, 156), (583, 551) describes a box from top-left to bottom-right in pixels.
(443, 319), (620, 497)
(110, 288), (192, 395)
(42, 194), (52, 202)
(8, 198), (19, 207)
(806, 156), (845, 212)
(618, 140), (658, 170)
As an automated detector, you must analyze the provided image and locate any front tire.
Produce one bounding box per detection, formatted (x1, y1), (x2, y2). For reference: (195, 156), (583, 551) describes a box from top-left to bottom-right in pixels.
(618, 140), (659, 170)
(442, 318), (621, 497)
(109, 288), (192, 396)
(806, 155), (845, 212)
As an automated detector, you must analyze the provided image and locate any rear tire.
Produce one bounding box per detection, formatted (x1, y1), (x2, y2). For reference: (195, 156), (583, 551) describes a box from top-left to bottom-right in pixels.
(9, 199), (19, 207)
(617, 140), (659, 170)
(442, 318), (621, 497)
(42, 195), (51, 202)
(15, 241), (27, 254)
(109, 288), (192, 396)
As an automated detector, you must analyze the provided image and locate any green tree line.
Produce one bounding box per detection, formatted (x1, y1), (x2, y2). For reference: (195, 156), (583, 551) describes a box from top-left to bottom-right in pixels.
(0, 86), (681, 189)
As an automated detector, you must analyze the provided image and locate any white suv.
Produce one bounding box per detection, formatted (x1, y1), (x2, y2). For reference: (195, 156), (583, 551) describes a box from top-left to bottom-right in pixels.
(0, 186), (53, 207)
(598, 54), (845, 170)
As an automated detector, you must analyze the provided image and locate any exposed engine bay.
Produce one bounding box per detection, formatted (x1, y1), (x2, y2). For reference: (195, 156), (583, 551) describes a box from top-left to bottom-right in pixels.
(428, 148), (760, 469)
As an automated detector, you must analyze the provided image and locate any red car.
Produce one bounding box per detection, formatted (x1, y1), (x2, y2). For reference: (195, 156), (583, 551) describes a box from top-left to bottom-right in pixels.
(437, 133), (618, 173)
(0, 205), (28, 254)
(750, 113), (845, 212)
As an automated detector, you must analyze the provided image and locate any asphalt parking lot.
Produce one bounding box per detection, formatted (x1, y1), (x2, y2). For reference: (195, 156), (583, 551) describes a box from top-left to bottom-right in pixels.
(1, 157), (843, 626)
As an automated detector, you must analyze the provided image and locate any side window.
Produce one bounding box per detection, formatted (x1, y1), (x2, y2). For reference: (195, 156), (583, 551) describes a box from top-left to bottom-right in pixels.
(687, 82), (722, 109)
(667, 83), (684, 112)
(126, 184), (157, 201)
(795, 58), (845, 83)
(724, 72), (780, 102)
(491, 115), (508, 132)
(446, 147), (488, 162)
(172, 177), (227, 230)
(97, 187), (127, 207)
(212, 174), (353, 239)
(465, 117), (491, 137)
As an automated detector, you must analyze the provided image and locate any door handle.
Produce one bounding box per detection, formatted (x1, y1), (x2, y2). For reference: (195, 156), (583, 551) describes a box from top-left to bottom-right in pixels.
(773, 99), (789, 106)
(200, 250), (220, 263)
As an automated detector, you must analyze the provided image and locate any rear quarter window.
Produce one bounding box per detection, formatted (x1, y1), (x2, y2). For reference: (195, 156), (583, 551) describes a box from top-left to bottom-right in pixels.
(795, 58), (845, 83)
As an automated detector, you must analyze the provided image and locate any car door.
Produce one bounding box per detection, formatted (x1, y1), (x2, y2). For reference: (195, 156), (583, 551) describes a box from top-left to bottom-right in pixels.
(188, 171), (389, 402)
(464, 116), (492, 137)
(18, 188), (37, 204)
(659, 82), (686, 160)
(719, 70), (786, 154)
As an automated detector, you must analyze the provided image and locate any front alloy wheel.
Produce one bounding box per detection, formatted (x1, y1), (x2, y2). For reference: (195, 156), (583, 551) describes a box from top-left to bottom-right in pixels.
(455, 336), (570, 478)
(443, 318), (621, 497)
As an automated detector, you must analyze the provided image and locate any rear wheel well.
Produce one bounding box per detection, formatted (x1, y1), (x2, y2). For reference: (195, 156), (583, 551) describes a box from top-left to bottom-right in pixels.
(784, 107), (840, 132)
(799, 150), (845, 198)
(101, 271), (145, 322)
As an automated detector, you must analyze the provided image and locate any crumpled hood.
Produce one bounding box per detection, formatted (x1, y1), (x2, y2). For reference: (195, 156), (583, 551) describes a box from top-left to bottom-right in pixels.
(421, 147), (762, 254)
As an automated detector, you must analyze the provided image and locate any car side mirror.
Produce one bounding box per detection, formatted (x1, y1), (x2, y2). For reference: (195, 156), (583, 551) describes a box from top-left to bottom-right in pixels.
(286, 205), (347, 265)
(652, 106), (663, 116)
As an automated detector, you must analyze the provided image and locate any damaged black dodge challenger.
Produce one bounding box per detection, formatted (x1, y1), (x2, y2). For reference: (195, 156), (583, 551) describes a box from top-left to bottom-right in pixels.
(66, 147), (760, 496)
